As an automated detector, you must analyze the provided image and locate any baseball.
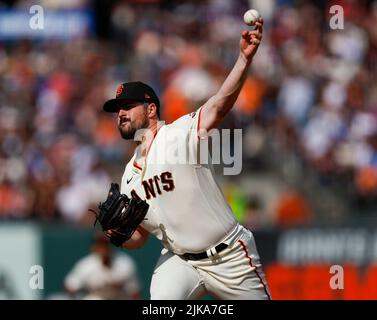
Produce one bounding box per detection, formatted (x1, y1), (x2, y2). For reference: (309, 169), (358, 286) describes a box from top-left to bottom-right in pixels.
(243, 9), (261, 26)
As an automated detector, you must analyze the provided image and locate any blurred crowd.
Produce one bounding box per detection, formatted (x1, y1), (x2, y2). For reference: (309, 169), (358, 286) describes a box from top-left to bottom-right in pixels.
(0, 0), (377, 227)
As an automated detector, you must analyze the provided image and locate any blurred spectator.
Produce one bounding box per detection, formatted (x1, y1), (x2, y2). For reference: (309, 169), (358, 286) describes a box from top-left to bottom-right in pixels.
(0, 180), (32, 218)
(56, 146), (111, 225)
(64, 234), (141, 300)
(243, 195), (266, 231)
(355, 166), (377, 196)
(0, 0), (376, 225)
(275, 190), (313, 228)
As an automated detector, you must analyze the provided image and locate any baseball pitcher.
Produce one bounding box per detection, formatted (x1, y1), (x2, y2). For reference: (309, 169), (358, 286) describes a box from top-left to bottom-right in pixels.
(98, 18), (270, 300)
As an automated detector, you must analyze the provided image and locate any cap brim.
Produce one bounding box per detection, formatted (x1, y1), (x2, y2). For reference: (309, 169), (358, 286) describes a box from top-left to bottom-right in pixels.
(102, 98), (138, 113)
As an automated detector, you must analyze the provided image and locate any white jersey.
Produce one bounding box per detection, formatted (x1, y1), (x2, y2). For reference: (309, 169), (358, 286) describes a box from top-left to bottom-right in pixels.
(121, 108), (238, 254)
(64, 253), (140, 299)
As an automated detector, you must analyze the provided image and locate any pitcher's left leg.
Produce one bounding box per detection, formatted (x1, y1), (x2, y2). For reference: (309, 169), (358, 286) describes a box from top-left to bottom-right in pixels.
(235, 231), (271, 300)
(195, 227), (271, 300)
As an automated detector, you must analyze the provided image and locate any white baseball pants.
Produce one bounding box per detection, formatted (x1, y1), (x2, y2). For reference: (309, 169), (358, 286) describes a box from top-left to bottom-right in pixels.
(150, 226), (271, 300)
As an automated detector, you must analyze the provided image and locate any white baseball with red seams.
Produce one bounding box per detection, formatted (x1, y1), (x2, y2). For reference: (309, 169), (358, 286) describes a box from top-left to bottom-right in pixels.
(243, 9), (261, 26)
(120, 108), (271, 300)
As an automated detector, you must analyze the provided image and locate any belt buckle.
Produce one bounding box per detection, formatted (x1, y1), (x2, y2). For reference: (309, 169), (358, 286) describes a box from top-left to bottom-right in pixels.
(206, 247), (216, 258)
(207, 243), (227, 258)
(181, 243), (228, 261)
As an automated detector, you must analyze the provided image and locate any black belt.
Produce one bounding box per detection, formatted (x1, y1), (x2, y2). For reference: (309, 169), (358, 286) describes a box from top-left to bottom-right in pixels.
(180, 243), (228, 261)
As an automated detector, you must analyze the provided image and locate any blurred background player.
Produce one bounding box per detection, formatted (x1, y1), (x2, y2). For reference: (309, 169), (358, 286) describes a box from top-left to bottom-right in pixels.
(64, 234), (141, 300)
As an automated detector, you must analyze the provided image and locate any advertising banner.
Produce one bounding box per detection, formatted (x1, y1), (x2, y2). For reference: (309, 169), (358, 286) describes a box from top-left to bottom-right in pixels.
(254, 228), (377, 299)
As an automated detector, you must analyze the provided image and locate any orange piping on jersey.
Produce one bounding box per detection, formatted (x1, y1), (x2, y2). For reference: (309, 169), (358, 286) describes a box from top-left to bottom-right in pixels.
(133, 161), (143, 171)
(238, 240), (271, 300)
(133, 127), (160, 172)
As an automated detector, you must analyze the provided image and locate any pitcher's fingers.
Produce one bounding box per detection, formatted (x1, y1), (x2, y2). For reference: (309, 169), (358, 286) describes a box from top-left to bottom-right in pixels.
(251, 38), (261, 46)
(255, 18), (263, 33)
(249, 30), (262, 39)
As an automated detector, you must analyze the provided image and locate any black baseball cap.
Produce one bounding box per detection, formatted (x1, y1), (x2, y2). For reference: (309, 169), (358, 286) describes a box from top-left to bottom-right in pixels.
(103, 81), (160, 113)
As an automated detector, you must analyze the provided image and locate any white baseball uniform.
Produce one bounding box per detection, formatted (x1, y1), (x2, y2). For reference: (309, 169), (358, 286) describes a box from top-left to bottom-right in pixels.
(64, 253), (140, 300)
(120, 107), (271, 300)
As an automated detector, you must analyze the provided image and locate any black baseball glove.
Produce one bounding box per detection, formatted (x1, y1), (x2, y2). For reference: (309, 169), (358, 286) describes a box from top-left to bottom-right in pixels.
(90, 183), (149, 247)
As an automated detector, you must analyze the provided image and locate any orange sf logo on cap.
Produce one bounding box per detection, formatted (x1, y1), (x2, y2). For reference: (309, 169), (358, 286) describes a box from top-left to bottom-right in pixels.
(116, 84), (124, 97)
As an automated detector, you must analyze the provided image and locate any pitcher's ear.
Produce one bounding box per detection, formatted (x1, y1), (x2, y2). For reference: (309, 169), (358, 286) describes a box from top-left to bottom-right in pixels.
(147, 102), (158, 118)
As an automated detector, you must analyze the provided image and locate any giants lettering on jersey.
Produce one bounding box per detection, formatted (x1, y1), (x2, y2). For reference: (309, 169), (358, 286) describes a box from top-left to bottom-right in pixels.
(131, 171), (175, 200)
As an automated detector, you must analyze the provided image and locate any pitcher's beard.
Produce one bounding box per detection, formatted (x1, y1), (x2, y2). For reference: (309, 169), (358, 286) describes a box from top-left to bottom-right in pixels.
(118, 117), (149, 140)
(119, 127), (135, 140)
